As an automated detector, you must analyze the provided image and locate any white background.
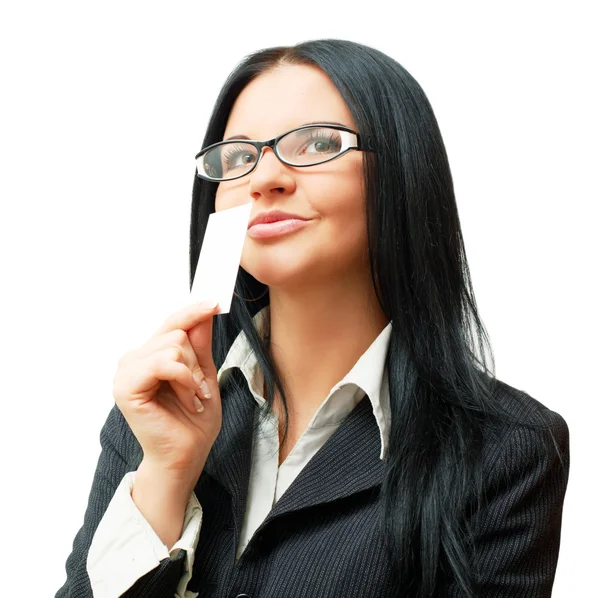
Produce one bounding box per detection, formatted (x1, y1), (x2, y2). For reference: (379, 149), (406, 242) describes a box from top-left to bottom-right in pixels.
(1, 1), (597, 595)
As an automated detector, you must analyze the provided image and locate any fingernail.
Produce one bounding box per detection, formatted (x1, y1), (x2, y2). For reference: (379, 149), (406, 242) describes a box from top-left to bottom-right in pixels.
(200, 380), (212, 399)
(197, 299), (218, 309)
(193, 395), (204, 412)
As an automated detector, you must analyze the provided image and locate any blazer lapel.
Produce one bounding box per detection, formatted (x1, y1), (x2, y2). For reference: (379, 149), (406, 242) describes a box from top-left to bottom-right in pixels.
(203, 375), (386, 540)
(262, 393), (385, 525)
(203, 371), (257, 540)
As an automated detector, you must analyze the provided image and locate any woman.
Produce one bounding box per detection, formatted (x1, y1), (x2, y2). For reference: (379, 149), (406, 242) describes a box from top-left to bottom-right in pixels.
(56, 39), (569, 597)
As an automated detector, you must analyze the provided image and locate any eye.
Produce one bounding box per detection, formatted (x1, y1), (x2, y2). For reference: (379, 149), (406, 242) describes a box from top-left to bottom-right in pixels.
(302, 132), (342, 155)
(222, 145), (257, 170)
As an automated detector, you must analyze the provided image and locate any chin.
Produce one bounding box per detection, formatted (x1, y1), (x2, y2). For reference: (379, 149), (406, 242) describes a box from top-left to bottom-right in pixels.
(242, 263), (310, 290)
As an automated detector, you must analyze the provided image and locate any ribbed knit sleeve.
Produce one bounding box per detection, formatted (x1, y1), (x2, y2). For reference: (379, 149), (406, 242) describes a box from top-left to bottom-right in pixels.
(55, 404), (189, 598)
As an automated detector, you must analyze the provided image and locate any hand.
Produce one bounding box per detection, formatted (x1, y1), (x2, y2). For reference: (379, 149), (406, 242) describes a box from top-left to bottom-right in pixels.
(112, 300), (222, 477)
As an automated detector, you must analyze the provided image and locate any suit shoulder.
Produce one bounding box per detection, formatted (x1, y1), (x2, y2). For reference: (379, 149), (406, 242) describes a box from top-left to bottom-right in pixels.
(490, 377), (568, 435)
(479, 378), (569, 475)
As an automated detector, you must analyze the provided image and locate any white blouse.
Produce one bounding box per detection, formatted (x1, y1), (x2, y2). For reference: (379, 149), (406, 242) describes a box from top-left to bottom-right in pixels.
(87, 306), (393, 597)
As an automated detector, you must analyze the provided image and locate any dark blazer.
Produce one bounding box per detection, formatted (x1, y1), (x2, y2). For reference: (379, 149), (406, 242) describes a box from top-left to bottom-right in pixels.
(56, 377), (569, 597)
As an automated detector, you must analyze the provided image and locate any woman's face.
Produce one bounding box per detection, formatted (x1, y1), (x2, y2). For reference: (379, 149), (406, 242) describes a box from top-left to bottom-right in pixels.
(215, 64), (367, 291)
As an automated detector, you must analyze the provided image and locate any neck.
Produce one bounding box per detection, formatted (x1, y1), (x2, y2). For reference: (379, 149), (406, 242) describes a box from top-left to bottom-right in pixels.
(266, 270), (388, 420)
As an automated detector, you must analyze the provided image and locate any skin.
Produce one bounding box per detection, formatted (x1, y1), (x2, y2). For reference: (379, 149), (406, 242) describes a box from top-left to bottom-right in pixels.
(215, 64), (389, 458)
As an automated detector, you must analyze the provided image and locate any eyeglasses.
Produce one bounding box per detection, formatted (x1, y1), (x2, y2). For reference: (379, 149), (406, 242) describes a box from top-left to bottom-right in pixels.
(194, 123), (369, 182)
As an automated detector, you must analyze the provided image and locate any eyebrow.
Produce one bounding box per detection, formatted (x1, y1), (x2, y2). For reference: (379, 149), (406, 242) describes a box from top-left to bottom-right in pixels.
(224, 120), (349, 141)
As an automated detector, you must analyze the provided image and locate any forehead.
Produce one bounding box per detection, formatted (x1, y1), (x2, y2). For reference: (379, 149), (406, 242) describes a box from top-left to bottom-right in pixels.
(223, 64), (357, 139)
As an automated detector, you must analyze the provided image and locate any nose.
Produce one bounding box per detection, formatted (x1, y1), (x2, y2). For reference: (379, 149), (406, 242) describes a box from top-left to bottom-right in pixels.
(248, 146), (296, 200)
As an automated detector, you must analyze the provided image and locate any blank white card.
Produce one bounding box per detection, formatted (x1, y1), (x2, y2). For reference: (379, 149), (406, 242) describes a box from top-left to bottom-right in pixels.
(189, 202), (253, 314)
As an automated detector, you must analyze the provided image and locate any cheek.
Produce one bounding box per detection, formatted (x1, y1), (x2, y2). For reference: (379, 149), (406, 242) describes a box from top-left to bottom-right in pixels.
(313, 164), (365, 224)
(214, 184), (242, 212)
(324, 171), (368, 257)
(214, 187), (226, 212)
(307, 178), (367, 263)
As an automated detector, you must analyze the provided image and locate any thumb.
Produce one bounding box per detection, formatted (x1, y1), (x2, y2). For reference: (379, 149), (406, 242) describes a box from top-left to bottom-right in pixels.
(187, 306), (218, 378)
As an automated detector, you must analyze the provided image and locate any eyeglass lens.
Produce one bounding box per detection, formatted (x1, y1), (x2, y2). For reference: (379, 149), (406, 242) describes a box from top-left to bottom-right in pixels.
(201, 126), (344, 180)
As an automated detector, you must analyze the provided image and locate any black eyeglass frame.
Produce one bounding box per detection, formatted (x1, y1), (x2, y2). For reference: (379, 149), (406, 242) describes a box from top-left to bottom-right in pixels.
(194, 123), (373, 182)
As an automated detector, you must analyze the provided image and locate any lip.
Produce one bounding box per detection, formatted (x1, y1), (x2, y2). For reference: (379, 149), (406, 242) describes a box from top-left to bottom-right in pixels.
(248, 210), (309, 229)
(247, 218), (312, 239)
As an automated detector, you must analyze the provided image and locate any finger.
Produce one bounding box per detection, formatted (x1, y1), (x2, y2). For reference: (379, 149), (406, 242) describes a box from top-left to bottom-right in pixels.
(150, 300), (219, 339)
(186, 311), (217, 392)
(155, 380), (203, 424)
(168, 377), (206, 415)
(152, 347), (207, 413)
(115, 348), (203, 415)
(134, 329), (213, 399)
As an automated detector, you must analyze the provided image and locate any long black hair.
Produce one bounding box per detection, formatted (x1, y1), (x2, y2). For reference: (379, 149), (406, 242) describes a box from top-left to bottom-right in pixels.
(189, 39), (551, 596)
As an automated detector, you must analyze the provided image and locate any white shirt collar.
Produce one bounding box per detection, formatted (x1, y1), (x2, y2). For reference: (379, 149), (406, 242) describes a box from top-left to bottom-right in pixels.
(217, 305), (392, 459)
